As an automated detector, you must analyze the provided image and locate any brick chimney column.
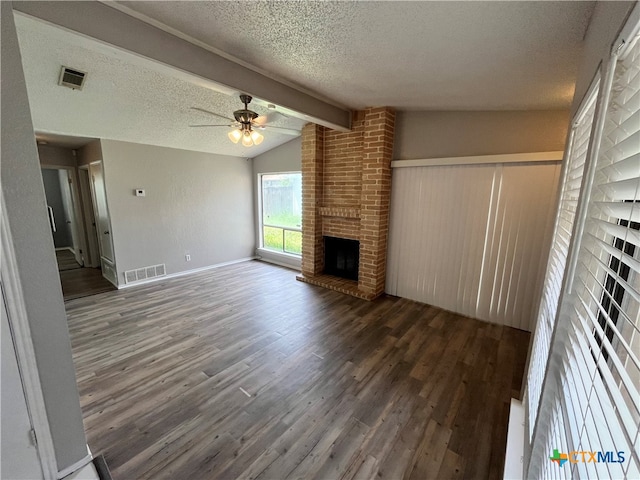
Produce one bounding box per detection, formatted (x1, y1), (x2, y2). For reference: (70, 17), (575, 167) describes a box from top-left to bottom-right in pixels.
(358, 107), (395, 297)
(301, 123), (324, 276)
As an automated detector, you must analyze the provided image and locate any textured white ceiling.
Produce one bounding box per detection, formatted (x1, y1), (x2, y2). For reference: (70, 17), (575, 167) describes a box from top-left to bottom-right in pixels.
(36, 133), (98, 149)
(15, 14), (305, 157)
(116, 0), (595, 110)
(16, 1), (595, 157)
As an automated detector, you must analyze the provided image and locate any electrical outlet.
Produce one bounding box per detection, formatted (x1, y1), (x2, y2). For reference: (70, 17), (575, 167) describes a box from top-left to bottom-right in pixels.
(185, 254), (191, 262)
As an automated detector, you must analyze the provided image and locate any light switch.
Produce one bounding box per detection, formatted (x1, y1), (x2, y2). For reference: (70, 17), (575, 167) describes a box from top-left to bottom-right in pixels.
(135, 189), (145, 197)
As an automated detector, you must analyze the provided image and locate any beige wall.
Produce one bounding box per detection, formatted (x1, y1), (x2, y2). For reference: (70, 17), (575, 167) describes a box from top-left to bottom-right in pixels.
(570, 1), (636, 117)
(37, 144), (76, 167)
(1, 3), (88, 471)
(394, 109), (570, 160)
(100, 139), (255, 284)
(252, 137), (301, 176)
(77, 139), (102, 165)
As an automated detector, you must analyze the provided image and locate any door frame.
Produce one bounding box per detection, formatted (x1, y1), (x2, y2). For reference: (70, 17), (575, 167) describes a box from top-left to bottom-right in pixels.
(77, 165), (101, 268)
(40, 165), (88, 267)
(88, 160), (115, 262)
(88, 160), (118, 287)
(1, 194), (58, 478)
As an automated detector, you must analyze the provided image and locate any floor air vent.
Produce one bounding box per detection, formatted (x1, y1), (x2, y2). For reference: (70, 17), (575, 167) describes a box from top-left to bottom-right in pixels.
(58, 66), (87, 90)
(124, 264), (166, 284)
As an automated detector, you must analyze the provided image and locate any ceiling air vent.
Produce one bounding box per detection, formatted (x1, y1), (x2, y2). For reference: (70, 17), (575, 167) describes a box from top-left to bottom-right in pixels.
(58, 66), (87, 90)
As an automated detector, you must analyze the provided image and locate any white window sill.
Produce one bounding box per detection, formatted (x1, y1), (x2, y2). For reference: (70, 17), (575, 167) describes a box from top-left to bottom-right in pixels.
(256, 248), (301, 270)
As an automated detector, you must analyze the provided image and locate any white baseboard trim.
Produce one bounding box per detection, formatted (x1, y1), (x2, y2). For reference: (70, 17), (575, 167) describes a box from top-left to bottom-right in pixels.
(117, 256), (257, 289)
(57, 451), (93, 479)
(55, 247), (75, 253)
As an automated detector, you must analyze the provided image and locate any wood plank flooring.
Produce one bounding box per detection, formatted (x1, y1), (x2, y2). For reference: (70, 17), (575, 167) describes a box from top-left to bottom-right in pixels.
(64, 260), (530, 480)
(59, 267), (117, 300)
(56, 249), (82, 271)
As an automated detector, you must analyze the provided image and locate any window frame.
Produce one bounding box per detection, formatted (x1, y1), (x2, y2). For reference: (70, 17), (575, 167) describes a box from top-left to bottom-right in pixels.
(257, 171), (303, 258)
(526, 6), (640, 478)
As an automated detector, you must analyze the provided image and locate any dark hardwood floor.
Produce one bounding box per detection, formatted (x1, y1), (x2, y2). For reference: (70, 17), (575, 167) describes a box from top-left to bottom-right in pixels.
(59, 267), (117, 300)
(55, 249), (116, 300)
(56, 249), (82, 271)
(64, 260), (530, 480)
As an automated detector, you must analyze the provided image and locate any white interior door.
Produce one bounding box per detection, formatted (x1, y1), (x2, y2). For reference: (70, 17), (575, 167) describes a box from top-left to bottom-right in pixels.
(88, 162), (114, 262)
(1, 289), (44, 480)
(58, 169), (83, 265)
(78, 167), (100, 268)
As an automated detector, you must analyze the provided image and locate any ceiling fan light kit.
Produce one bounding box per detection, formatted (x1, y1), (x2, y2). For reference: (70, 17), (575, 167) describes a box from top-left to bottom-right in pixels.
(228, 126), (264, 147)
(250, 130), (264, 145)
(232, 94), (263, 147)
(227, 129), (242, 143)
(191, 93), (299, 147)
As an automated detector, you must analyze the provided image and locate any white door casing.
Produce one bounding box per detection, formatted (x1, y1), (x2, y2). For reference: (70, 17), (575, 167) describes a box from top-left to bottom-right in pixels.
(77, 166), (100, 268)
(88, 161), (114, 262)
(1, 289), (44, 480)
(58, 169), (82, 265)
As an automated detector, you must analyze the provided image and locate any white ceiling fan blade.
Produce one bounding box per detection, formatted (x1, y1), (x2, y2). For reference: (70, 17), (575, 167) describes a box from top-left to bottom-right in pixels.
(253, 115), (267, 127)
(190, 107), (235, 123)
(258, 125), (301, 136)
(254, 111), (286, 126)
(189, 124), (234, 127)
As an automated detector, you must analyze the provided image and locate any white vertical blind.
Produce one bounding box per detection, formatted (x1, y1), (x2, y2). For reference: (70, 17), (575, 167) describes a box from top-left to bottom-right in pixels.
(529, 21), (640, 479)
(526, 85), (599, 438)
(386, 160), (561, 331)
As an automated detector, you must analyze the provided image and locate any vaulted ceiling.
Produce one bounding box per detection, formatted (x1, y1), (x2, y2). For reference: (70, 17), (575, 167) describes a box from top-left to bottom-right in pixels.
(15, 14), (306, 157)
(116, 0), (595, 110)
(15, 1), (595, 156)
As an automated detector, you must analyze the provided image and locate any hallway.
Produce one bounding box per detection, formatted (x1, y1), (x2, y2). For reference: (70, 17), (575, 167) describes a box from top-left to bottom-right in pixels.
(56, 250), (115, 301)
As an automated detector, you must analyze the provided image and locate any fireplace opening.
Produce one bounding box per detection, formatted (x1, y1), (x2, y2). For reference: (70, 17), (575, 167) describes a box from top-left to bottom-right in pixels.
(324, 236), (359, 281)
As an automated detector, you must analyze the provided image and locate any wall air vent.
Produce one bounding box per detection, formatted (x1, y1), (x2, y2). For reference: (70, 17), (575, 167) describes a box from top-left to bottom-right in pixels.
(58, 66), (87, 90)
(124, 270), (137, 284)
(124, 264), (166, 284)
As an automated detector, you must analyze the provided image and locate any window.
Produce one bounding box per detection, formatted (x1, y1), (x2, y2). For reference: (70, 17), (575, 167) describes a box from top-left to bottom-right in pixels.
(260, 172), (302, 256)
(527, 17), (640, 479)
(594, 203), (639, 363)
(526, 81), (599, 438)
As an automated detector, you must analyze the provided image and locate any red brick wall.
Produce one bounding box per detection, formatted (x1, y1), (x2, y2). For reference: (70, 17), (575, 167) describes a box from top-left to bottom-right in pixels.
(323, 117), (364, 208)
(359, 108), (395, 297)
(300, 108), (395, 299)
(322, 217), (360, 241)
(301, 123), (324, 276)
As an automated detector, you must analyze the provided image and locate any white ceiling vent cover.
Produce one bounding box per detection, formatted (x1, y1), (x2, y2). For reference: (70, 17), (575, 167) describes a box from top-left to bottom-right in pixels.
(58, 66), (87, 90)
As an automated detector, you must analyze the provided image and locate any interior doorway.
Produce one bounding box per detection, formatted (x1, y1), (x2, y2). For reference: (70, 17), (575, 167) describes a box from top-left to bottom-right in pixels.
(78, 166), (101, 268)
(41, 166), (83, 269)
(37, 139), (116, 300)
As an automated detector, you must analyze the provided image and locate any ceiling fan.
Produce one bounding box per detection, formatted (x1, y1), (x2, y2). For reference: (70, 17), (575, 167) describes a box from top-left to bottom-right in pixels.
(190, 94), (300, 147)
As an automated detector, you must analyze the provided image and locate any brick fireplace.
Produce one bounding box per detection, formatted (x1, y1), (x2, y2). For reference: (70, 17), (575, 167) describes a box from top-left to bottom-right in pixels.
(296, 107), (395, 300)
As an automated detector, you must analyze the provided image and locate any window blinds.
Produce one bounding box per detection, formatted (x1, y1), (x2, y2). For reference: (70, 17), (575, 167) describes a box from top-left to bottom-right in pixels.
(386, 161), (560, 331)
(526, 84), (599, 439)
(528, 23), (640, 479)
